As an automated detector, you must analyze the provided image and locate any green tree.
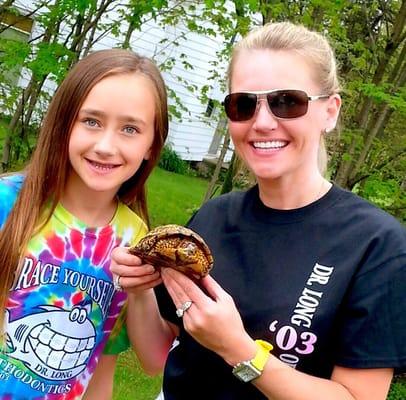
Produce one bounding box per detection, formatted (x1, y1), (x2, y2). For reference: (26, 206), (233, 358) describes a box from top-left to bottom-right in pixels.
(214, 0), (406, 221)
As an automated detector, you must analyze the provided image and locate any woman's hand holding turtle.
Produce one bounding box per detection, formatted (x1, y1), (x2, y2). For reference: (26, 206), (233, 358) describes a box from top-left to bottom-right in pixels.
(161, 268), (256, 366)
(110, 247), (162, 296)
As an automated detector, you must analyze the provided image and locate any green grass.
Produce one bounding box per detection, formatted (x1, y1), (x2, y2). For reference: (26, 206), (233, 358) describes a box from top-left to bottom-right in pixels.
(388, 375), (406, 400)
(147, 167), (209, 228)
(113, 350), (162, 400)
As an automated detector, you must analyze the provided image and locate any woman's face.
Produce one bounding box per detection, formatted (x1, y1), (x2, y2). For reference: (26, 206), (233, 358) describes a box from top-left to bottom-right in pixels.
(228, 49), (340, 186)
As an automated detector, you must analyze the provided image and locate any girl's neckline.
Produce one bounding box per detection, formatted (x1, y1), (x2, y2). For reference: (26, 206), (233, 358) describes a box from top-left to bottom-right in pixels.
(52, 201), (121, 236)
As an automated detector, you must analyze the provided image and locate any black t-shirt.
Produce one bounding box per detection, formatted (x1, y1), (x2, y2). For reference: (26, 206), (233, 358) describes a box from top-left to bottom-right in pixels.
(156, 184), (406, 400)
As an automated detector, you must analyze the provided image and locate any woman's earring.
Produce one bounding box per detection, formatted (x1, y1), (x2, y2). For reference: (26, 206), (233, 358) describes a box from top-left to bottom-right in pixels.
(323, 127), (332, 134)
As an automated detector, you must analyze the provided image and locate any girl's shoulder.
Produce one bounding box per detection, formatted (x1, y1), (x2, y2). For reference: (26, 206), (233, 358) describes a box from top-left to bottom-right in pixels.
(112, 202), (148, 244)
(0, 173), (24, 192)
(114, 202), (147, 229)
(0, 173), (25, 228)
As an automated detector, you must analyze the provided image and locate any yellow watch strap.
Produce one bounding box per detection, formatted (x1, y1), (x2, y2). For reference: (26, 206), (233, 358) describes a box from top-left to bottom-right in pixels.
(251, 340), (273, 371)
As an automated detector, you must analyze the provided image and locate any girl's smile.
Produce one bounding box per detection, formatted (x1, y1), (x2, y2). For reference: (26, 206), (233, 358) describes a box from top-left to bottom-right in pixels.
(67, 73), (156, 203)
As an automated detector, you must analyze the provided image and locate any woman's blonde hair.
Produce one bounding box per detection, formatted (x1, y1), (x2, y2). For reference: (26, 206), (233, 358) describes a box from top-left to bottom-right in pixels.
(0, 49), (168, 336)
(228, 22), (341, 174)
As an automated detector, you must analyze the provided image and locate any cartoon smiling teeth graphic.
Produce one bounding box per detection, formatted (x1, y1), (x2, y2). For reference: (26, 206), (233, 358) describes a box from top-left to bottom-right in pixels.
(4, 303), (96, 381)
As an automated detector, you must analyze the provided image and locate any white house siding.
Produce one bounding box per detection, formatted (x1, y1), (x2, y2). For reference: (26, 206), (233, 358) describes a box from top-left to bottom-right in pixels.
(3, 0), (234, 162)
(139, 21), (233, 162)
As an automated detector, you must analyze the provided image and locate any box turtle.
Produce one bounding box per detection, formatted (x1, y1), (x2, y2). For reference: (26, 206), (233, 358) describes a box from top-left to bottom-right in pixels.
(129, 224), (213, 278)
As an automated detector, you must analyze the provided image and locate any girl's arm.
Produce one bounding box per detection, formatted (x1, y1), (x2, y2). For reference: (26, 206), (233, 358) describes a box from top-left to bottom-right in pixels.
(126, 290), (178, 375)
(83, 354), (117, 400)
(110, 247), (178, 375)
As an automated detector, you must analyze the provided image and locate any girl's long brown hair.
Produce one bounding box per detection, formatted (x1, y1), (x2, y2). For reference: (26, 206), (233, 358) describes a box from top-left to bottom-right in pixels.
(0, 49), (168, 336)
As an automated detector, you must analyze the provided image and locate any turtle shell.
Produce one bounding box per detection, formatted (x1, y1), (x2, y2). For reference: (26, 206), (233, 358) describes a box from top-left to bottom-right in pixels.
(129, 224), (214, 278)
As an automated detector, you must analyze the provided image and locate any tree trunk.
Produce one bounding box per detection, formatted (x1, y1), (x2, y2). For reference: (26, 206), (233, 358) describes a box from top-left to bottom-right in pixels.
(122, 19), (136, 49)
(202, 130), (230, 203)
(69, 0), (114, 57)
(82, 18), (99, 56)
(350, 147), (406, 187)
(1, 79), (36, 172)
(13, 76), (47, 162)
(221, 151), (236, 195)
(0, 1), (63, 171)
(335, 0), (406, 187)
(349, 46), (406, 183)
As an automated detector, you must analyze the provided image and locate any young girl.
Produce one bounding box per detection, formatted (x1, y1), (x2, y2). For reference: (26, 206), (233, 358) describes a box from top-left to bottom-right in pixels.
(111, 22), (405, 400)
(0, 49), (167, 399)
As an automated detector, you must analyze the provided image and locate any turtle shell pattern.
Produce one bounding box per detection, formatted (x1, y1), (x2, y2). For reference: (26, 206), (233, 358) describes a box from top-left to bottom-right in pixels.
(129, 224), (213, 278)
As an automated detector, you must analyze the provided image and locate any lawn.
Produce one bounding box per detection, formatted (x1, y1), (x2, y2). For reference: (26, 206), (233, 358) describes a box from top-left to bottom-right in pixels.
(113, 349), (162, 400)
(113, 167), (405, 400)
(147, 167), (209, 228)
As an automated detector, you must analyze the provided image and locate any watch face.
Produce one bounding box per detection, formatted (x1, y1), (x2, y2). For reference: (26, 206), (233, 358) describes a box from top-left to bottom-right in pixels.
(232, 362), (261, 383)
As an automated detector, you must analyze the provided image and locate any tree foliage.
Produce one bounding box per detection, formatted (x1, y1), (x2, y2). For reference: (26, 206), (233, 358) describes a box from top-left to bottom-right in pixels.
(0, 0), (404, 221)
(222, 0), (406, 222)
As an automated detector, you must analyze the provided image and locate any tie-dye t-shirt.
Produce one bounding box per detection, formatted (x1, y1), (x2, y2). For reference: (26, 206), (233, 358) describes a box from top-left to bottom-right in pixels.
(0, 174), (147, 399)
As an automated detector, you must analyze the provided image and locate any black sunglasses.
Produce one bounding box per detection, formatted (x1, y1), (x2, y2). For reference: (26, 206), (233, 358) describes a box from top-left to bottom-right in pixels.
(223, 89), (330, 121)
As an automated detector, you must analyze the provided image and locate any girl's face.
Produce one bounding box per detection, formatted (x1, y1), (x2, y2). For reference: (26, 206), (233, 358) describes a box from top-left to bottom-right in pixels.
(68, 72), (156, 201)
(228, 49), (340, 187)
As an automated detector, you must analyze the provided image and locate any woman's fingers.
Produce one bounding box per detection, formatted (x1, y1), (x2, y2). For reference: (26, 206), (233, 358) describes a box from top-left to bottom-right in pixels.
(200, 274), (228, 301)
(161, 268), (214, 313)
(161, 269), (190, 308)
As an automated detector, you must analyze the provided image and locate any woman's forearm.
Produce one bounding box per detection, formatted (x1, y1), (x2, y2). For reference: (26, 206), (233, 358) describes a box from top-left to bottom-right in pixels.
(253, 354), (392, 400)
(219, 335), (392, 400)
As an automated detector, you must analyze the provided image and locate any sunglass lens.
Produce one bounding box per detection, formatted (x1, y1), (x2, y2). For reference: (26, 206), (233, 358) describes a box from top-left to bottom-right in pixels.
(267, 90), (308, 118)
(224, 93), (257, 121)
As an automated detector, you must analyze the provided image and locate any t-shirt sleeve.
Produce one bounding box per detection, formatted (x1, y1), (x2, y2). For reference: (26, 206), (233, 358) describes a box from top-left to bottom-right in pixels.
(154, 212), (203, 325)
(155, 283), (179, 325)
(0, 175), (23, 229)
(335, 254), (406, 372)
(103, 304), (130, 354)
(103, 213), (148, 355)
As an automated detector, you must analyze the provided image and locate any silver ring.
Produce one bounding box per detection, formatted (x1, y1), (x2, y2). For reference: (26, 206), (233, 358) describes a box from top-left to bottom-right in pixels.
(113, 274), (123, 292)
(176, 300), (193, 318)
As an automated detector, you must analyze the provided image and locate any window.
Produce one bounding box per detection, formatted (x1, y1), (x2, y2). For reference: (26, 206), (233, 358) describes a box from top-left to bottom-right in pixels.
(0, 10), (33, 86)
(1, 9), (33, 33)
(205, 98), (215, 117)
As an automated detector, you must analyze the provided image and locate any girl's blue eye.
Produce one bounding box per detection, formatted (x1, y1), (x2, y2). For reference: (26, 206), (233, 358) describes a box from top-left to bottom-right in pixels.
(124, 126), (138, 135)
(84, 119), (98, 127)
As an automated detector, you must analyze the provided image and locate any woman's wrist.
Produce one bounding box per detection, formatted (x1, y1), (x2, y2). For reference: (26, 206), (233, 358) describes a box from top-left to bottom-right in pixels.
(221, 334), (258, 367)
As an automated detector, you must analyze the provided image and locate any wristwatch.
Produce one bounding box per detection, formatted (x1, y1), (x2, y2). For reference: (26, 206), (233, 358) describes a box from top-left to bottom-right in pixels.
(232, 340), (273, 383)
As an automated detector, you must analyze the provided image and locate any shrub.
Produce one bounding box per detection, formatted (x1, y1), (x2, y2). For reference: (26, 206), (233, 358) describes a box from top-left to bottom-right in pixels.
(388, 376), (406, 400)
(158, 145), (188, 174)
